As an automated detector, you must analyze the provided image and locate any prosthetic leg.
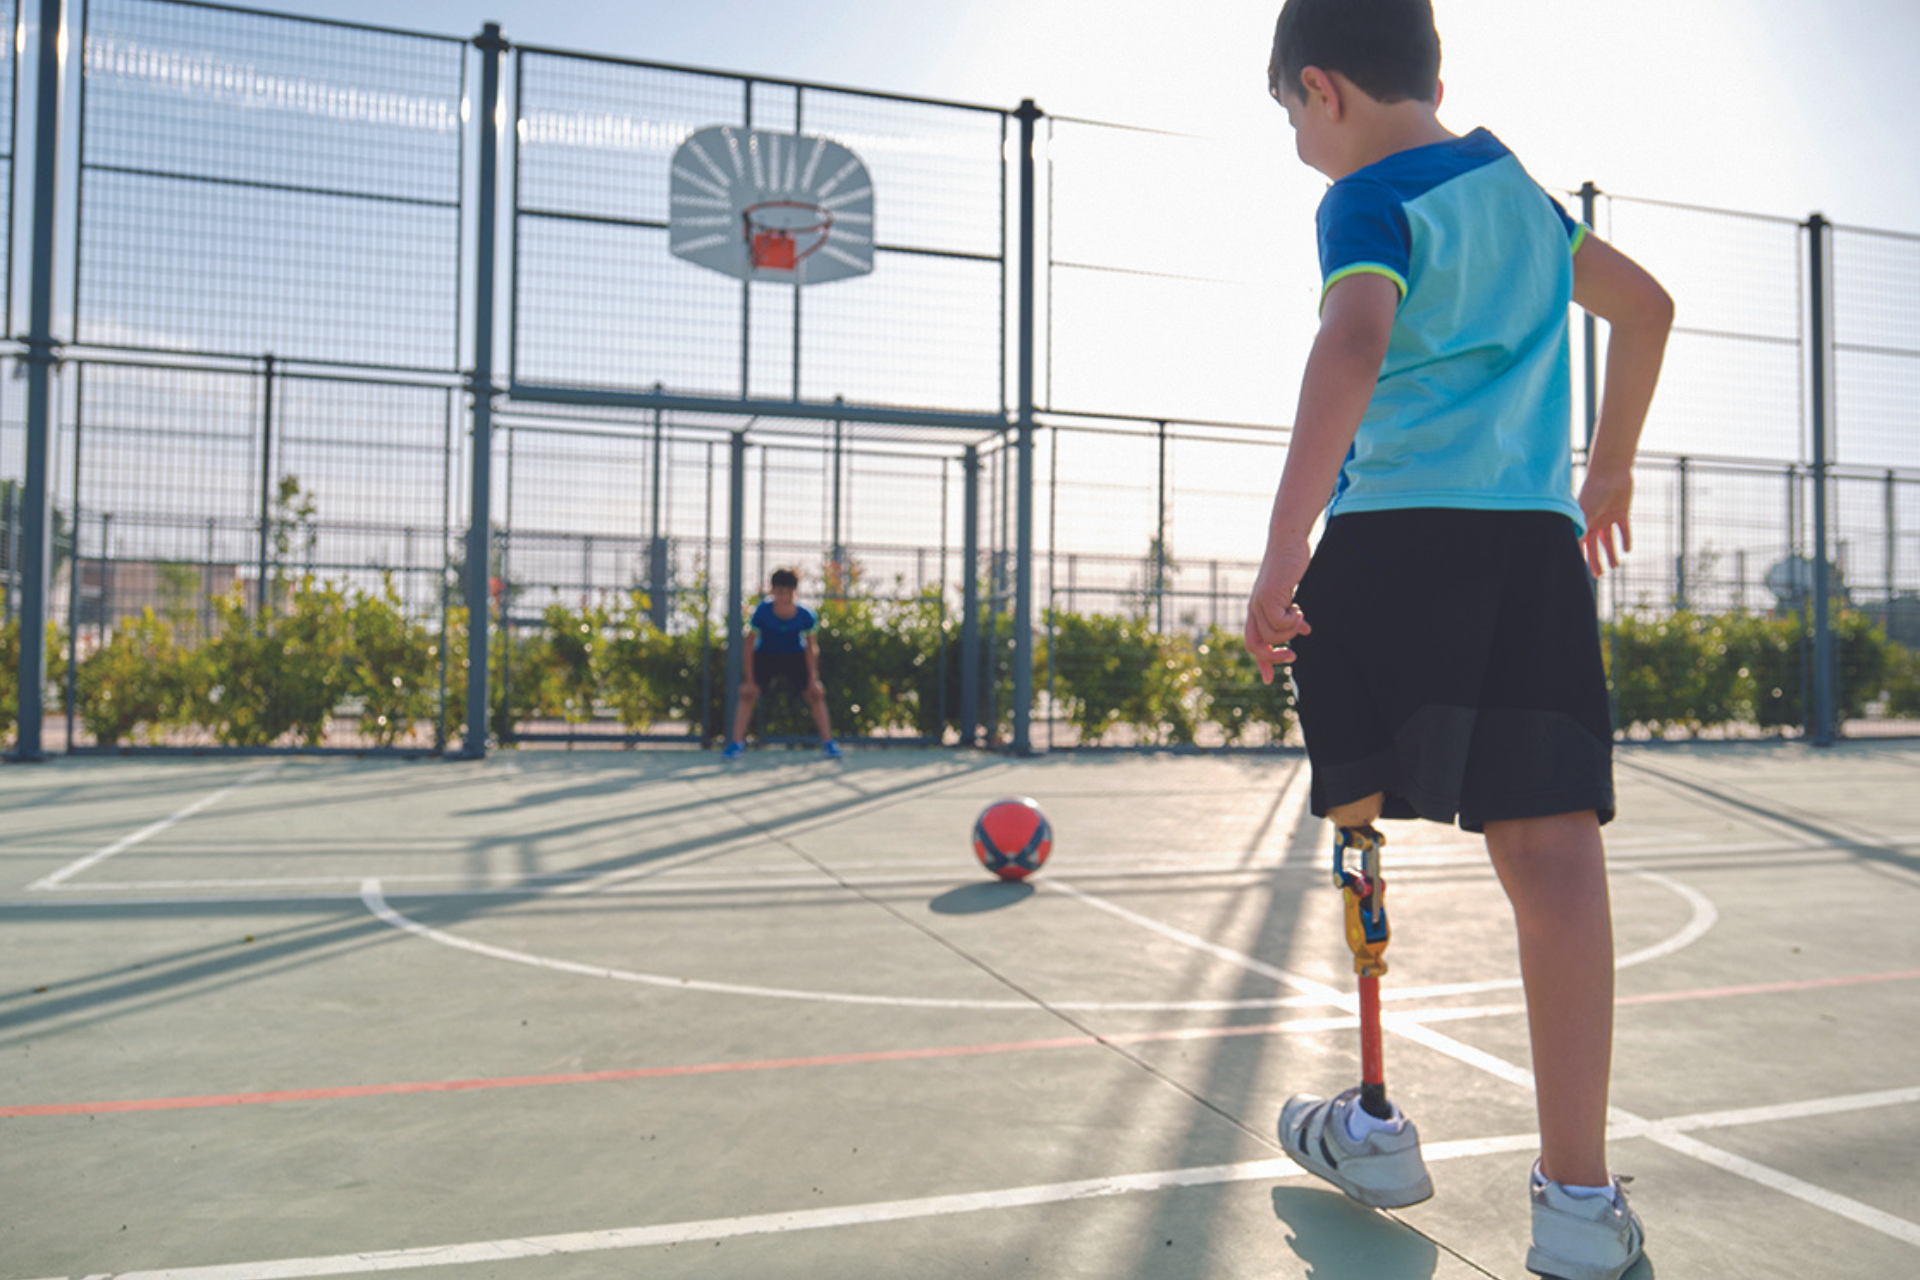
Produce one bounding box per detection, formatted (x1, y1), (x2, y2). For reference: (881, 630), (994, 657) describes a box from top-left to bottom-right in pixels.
(1334, 823), (1395, 1120)
(1275, 819), (1433, 1207)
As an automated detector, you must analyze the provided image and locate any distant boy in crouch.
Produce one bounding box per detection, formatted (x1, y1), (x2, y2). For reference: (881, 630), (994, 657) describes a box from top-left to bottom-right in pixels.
(724, 568), (841, 760)
(1244, 3), (1671, 1279)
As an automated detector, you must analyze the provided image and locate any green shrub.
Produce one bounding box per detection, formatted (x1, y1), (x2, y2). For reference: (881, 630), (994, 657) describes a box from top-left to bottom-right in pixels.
(196, 579), (351, 746)
(1886, 643), (1920, 718)
(345, 577), (440, 747)
(1044, 609), (1198, 745)
(1193, 624), (1292, 744)
(1605, 611), (1747, 734)
(75, 608), (193, 746)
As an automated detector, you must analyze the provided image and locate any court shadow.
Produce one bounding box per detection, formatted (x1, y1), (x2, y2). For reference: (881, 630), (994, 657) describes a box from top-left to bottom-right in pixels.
(927, 881), (1034, 914)
(1271, 1187), (1438, 1280)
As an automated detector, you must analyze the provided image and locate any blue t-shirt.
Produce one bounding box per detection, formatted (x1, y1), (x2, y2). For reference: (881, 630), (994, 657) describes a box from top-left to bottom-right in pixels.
(750, 600), (817, 654)
(1315, 128), (1588, 528)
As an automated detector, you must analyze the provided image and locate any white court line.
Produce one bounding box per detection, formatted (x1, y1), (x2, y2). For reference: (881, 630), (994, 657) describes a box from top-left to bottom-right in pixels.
(1057, 882), (1920, 1251)
(20, 1087), (1917, 1280)
(26, 764), (284, 891)
(359, 880), (1333, 1013)
(354, 861), (1718, 1014)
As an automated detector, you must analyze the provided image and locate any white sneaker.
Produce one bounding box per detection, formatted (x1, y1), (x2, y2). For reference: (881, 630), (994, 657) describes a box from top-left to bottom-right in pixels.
(1527, 1162), (1645, 1280)
(1278, 1087), (1434, 1208)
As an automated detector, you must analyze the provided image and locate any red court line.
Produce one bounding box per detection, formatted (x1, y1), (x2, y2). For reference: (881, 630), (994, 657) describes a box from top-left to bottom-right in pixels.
(8, 968), (1918, 1120)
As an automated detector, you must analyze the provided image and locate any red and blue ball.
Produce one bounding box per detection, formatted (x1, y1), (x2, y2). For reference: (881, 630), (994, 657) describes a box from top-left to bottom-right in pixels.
(973, 797), (1052, 880)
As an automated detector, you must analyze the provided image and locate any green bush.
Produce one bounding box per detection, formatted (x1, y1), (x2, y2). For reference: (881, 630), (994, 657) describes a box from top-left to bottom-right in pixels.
(1193, 624), (1292, 744)
(345, 577), (440, 747)
(1044, 609), (1198, 745)
(1886, 642), (1920, 718)
(196, 579), (352, 746)
(75, 608), (194, 746)
(1605, 611), (1747, 734)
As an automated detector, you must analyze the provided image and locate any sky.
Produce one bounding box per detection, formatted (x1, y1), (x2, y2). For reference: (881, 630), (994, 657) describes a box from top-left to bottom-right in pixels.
(285, 0), (1920, 233)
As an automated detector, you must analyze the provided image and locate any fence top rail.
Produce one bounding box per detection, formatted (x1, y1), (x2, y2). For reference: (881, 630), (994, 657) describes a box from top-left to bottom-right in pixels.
(509, 41), (1012, 119)
(59, 348), (466, 391)
(1038, 408), (1293, 440)
(1588, 189), (1807, 229)
(1624, 448), (1920, 484)
(1830, 220), (1920, 244)
(103, 0), (470, 48)
(1045, 114), (1205, 139)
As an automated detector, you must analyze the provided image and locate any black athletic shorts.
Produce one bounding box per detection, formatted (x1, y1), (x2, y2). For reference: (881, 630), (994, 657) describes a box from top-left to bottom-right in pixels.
(1289, 508), (1615, 833)
(752, 648), (811, 696)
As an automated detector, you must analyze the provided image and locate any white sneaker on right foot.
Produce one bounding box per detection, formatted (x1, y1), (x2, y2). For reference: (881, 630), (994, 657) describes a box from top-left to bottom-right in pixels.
(1278, 1087), (1434, 1208)
(1527, 1162), (1645, 1280)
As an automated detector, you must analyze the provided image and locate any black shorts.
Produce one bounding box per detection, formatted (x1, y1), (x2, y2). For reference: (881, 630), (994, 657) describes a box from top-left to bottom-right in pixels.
(1289, 508), (1614, 833)
(752, 649), (811, 696)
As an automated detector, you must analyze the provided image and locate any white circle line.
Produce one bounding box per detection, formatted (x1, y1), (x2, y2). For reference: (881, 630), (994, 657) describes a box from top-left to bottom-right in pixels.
(359, 863), (1717, 1012)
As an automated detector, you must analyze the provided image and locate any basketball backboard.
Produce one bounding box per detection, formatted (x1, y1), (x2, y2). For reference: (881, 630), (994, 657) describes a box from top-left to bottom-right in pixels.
(669, 125), (876, 285)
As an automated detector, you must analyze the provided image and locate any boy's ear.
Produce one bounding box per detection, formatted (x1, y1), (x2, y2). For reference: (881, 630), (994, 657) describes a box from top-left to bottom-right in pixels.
(1298, 65), (1343, 121)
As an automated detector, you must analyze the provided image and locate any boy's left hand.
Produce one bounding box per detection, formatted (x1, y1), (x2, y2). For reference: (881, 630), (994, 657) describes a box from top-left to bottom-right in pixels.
(1244, 539), (1313, 685)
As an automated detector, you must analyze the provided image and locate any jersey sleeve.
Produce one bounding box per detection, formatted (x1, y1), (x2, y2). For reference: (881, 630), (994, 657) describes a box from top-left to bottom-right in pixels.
(1316, 177), (1411, 306)
(1543, 190), (1590, 255)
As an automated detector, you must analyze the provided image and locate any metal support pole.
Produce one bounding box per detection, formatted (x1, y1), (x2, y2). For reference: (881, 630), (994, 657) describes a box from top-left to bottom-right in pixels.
(255, 354), (276, 616)
(1155, 419), (1167, 633)
(1674, 456), (1690, 612)
(1579, 183), (1600, 453)
(1886, 470), (1897, 608)
(9, 0), (65, 761)
(960, 445), (981, 746)
(462, 22), (507, 758)
(1011, 99), (1042, 755)
(1807, 213), (1835, 746)
(724, 430), (748, 746)
(649, 404), (669, 628)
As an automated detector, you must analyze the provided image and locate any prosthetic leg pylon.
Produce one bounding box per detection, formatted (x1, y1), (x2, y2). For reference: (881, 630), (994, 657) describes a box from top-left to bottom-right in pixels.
(1335, 823), (1394, 1120)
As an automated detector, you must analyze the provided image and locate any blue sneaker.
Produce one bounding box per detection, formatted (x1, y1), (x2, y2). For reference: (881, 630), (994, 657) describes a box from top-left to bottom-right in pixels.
(721, 741), (745, 760)
(821, 739), (842, 760)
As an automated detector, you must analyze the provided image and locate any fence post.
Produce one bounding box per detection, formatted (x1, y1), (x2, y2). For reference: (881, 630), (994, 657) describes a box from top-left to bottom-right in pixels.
(960, 444), (980, 746)
(1155, 419), (1168, 633)
(724, 430), (748, 747)
(1579, 183), (1600, 452)
(649, 404), (669, 629)
(1011, 99), (1042, 755)
(1807, 213), (1835, 745)
(8, 0), (65, 762)
(255, 354), (276, 615)
(462, 23), (507, 759)
(1674, 456), (1690, 612)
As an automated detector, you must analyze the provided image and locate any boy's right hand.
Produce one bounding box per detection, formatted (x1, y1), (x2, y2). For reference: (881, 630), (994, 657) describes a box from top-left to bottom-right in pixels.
(1578, 464), (1634, 576)
(1244, 539), (1313, 685)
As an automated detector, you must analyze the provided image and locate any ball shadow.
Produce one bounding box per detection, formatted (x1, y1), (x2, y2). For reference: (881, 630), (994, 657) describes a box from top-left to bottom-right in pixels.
(928, 880), (1036, 914)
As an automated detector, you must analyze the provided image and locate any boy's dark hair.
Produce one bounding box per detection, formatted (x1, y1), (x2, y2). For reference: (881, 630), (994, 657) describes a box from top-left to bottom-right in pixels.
(1269, 0), (1441, 105)
(770, 568), (800, 589)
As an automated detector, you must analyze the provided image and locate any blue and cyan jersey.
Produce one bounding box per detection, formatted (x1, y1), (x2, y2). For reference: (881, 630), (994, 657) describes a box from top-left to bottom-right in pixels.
(1316, 128), (1587, 528)
(750, 600), (817, 654)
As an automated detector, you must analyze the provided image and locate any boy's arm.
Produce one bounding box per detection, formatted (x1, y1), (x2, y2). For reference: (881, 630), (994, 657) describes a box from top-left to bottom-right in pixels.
(1244, 271), (1399, 684)
(1571, 235), (1674, 576)
(805, 630), (822, 688)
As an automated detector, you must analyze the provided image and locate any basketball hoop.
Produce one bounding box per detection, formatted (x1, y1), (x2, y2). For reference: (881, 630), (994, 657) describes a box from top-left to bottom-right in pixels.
(743, 200), (833, 273)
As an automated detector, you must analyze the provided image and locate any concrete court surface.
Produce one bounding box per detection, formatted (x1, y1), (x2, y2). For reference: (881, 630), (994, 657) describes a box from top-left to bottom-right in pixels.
(1, 742), (1916, 1279)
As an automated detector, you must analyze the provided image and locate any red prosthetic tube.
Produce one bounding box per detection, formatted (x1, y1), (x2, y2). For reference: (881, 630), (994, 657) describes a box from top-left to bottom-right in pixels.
(1335, 825), (1393, 1120)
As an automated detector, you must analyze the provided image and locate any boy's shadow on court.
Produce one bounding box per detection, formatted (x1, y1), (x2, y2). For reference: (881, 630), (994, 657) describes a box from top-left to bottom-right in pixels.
(1271, 1188), (1656, 1280)
(1272, 1187), (1438, 1279)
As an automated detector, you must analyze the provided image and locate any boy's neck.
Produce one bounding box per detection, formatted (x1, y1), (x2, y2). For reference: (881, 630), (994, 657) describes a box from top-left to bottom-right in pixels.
(1329, 103), (1456, 178)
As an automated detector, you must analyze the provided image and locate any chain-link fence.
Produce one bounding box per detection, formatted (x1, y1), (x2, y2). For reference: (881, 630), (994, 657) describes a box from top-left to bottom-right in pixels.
(5, 0), (1918, 757)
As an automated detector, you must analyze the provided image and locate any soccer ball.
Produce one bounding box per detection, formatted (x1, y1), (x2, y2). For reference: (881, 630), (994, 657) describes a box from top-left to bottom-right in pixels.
(973, 797), (1052, 880)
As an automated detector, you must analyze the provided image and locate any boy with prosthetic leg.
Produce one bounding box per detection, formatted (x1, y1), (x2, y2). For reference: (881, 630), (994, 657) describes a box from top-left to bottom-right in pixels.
(1247, 2), (1671, 1276)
